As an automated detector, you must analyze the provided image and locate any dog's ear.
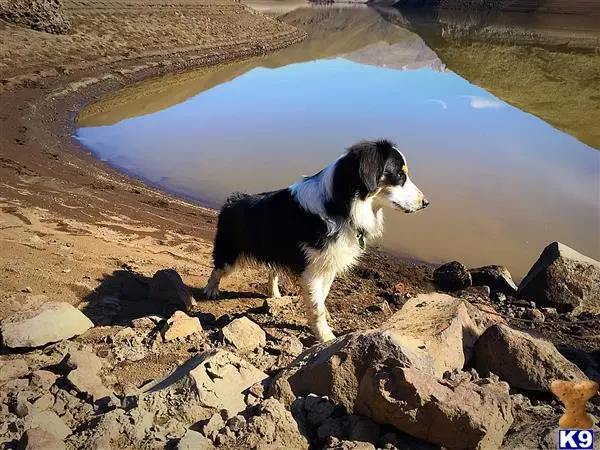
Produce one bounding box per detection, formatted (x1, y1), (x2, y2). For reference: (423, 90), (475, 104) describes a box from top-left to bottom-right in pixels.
(352, 141), (391, 197)
(358, 149), (381, 195)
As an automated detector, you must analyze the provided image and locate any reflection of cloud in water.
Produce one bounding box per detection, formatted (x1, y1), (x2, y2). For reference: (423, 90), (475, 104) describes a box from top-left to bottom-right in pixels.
(425, 99), (448, 109)
(462, 95), (505, 109)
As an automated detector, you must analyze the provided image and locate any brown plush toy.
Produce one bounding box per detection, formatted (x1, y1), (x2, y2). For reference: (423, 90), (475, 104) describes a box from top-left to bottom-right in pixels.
(551, 380), (599, 429)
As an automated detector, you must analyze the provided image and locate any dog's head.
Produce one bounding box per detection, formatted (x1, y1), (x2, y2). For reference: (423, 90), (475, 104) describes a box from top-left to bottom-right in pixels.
(345, 140), (428, 213)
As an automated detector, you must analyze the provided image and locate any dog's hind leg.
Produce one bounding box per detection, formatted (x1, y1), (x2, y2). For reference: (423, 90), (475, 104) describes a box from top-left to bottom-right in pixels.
(268, 272), (281, 298)
(300, 272), (336, 343)
(204, 208), (240, 299)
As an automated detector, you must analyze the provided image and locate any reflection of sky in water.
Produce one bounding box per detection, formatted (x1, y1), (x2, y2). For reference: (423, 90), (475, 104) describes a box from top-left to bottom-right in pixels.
(77, 58), (600, 277)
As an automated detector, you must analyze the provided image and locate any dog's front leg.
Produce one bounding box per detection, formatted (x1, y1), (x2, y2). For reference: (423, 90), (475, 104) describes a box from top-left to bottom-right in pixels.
(301, 273), (336, 343)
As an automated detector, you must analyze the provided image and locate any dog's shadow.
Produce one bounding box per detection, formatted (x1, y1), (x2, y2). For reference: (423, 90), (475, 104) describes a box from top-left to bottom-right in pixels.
(190, 286), (264, 302)
(80, 268), (264, 326)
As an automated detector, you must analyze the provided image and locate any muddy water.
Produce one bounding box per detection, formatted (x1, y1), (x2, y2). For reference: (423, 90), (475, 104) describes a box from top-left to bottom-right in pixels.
(76, 6), (600, 279)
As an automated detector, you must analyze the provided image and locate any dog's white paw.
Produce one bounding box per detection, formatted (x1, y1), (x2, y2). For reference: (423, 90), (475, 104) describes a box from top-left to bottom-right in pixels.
(203, 286), (220, 299)
(317, 329), (337, 343)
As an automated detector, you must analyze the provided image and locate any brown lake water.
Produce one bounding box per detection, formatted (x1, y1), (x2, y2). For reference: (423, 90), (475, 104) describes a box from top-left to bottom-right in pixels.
(76, 5), (600, 279)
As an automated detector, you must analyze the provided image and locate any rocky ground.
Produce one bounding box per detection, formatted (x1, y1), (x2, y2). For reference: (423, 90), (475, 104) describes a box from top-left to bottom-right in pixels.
(0, 239), (598, 449)
(1, 0), (599, 448)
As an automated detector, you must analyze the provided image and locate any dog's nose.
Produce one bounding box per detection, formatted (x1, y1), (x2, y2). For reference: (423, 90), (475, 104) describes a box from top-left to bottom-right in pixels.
(422, 198), (429, 208)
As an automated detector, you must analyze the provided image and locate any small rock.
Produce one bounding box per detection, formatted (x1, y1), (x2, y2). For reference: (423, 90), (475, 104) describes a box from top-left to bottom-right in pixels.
(521, 308), (545, 323)
(280, 335), (304, 357)
(491, 291), (507, 302)
(19, 428), (66, 450)
(4, 378), (29, 393)
(66, 350), (104, 373)
(221, 317), (266, 351)
(65, 350), (113, 405)
(433, 261), (472, 292)
(248, 381), (266, 399)
(12, 396), (31, 418)
(518, 242), (600, 314)
(457, 285), (491, 300)
(150, 269), (195, 314)
(227, 415), (246, 433)
(0, 359), (29, 383)
(203, 412), (226, 440)
(262, 296), (295, 316)
(0, 302), (93, 348)
(162, 311), (203, 342)
(325, 439), (376, 450)
(112, 327), (137, 343)
(26, 410), (71, 439)
(32, 393), (54, 411)
(540, 307), (558, 319)
(23, 286), (33, 293)
(177, 429), (215, 449)
(365, 300), (392, 314)
(131, 315), (164, 329)
(474, 323), (587, 391)
(469, 265), (518, 296)
(30, 370), (58, 390)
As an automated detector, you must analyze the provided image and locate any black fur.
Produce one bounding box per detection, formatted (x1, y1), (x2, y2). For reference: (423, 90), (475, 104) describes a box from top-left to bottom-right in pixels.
(213, 189), (328, 274)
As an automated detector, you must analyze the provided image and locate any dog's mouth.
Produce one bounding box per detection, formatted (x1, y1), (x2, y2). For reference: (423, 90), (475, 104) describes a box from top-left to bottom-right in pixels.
(390, 202), (417, 213)
(390, 201), (428, 214)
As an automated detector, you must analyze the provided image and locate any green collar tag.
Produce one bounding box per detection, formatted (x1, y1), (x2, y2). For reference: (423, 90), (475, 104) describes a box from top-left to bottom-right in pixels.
(357, 232), (365, 250)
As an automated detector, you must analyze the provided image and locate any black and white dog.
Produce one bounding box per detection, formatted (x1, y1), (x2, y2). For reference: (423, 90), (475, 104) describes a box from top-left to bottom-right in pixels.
(204, 140), (428, 342)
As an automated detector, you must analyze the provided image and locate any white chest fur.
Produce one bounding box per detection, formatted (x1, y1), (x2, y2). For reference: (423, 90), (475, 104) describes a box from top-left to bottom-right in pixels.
(301, 226), (365, 280)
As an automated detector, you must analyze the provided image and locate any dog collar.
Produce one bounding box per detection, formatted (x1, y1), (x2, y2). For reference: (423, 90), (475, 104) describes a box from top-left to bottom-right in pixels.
(357, 232), (365, 250)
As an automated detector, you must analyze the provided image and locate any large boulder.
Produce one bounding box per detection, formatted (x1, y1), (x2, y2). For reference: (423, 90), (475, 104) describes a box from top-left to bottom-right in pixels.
(518, 242), (600, 314)
(357, 365), (513, 450)
(1, 302), (93, 348)
(474, 324), (587, 392)
(269, 293), (501, 408)
(380, 293), (502, 377)
(141, 350), (268, 422)
(0, 0), (70, 33)
(433, 261), (472, 291)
